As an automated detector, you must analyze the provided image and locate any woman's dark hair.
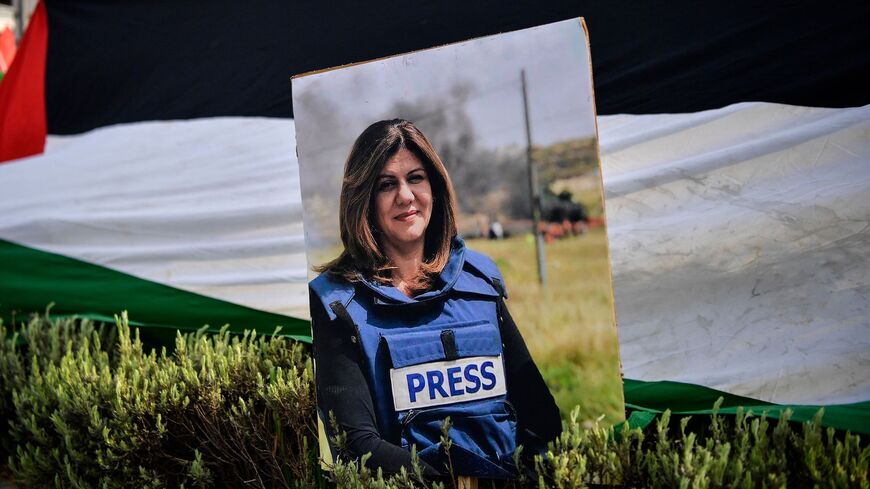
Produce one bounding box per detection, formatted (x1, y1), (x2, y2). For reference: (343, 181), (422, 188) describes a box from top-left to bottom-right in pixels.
(315, 119), (458, 291)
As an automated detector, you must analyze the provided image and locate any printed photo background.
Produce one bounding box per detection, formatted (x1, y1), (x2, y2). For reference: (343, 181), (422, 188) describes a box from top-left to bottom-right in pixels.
(292, 18), (624, 422)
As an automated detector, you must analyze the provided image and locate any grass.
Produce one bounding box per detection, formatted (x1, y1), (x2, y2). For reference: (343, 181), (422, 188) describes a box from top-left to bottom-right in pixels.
(466, 227), (623, 424)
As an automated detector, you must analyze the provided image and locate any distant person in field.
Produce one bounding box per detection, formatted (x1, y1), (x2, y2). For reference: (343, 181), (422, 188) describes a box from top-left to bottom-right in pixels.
(309, 119), (560, 478)
(488, 218), (504, 240)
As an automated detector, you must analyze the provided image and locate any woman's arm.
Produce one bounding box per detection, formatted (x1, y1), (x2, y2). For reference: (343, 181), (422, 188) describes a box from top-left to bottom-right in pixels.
(497, 297), (563, 450)
(310, 289), (440, 476)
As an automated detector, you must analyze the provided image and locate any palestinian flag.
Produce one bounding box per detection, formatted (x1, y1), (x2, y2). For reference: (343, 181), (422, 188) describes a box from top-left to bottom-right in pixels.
(0, 0), (868, 431)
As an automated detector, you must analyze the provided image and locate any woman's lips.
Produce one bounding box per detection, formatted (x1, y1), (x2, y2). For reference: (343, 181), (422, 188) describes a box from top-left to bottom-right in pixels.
(394, 210), (418, 221)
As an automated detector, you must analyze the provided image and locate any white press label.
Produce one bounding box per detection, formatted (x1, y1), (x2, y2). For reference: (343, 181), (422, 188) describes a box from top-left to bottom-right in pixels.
(390, 355), (506, 411)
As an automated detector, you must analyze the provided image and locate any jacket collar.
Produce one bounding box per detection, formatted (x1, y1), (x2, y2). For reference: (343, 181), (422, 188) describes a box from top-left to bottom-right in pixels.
(358, 237), (466, 305)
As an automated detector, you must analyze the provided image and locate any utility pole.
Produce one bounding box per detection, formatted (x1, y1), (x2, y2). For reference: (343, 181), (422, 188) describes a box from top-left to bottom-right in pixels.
(521, 69), (547, 286)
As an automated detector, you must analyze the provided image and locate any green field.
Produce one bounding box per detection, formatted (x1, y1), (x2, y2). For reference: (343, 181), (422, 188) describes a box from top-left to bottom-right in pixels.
(467, 228), (624, 423)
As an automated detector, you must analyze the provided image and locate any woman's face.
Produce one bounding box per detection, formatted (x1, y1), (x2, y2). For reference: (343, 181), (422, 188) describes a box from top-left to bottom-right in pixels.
(373, 147), (433, 255)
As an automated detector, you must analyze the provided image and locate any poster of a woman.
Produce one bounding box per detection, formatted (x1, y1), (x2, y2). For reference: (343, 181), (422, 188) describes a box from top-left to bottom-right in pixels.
(292, 18), (623, 479)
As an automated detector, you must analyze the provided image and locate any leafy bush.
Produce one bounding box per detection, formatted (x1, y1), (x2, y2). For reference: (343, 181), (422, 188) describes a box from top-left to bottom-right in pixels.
(1, 312), (868, 488)
(1, 312), (318, 488)
(326, 405), (868, 489)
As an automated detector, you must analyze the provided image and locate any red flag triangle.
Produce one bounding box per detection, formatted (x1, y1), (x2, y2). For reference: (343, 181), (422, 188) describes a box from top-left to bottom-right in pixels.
(0, 0), (47, 164)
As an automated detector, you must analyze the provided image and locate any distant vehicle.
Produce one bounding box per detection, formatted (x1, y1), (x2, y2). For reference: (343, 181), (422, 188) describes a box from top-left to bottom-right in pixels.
(540, 191), (589, 242)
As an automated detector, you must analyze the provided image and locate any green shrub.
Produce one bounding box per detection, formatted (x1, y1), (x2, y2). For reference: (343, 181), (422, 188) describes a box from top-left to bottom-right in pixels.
(1, 311), (318, 488)
(1, 311), (868, 488)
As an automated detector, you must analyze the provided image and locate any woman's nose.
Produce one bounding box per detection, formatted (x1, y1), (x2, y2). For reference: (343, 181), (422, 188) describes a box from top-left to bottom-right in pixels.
(396, 181), (414, 205)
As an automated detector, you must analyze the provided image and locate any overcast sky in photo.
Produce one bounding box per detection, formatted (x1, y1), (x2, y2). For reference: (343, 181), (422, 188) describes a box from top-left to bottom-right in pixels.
(293, 18), (596, 153)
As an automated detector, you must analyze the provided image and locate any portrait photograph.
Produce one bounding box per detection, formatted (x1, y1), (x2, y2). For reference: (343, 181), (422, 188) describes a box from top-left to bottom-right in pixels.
(292, 18), (623, 478)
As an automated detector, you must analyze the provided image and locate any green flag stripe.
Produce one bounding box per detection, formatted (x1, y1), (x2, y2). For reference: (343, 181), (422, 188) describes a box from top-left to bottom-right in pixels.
(0, 238), (311, 342)
(624, 378), (870, 434)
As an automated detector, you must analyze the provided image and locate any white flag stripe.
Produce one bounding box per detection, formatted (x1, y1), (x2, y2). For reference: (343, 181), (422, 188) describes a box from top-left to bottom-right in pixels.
(602, 102), (870, 405)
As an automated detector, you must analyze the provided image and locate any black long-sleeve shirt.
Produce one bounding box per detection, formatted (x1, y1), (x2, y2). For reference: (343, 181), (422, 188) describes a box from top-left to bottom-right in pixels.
(310, 288), (562, 476)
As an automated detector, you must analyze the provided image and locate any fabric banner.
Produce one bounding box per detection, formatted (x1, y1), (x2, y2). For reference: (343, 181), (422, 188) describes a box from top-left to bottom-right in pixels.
(40, 0), (869, 134)
(601, 102), (870, 409)
(0, 0), (46, 163)
(623, 379), (870, 434)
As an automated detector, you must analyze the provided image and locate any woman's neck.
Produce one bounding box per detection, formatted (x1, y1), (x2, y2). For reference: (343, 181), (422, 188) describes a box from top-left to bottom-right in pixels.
(383, 241), (424, 296)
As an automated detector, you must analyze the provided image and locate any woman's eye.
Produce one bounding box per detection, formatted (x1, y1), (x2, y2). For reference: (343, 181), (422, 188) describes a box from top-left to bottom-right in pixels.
(378, 181), (396, 192)
(409, 174), (425, 183)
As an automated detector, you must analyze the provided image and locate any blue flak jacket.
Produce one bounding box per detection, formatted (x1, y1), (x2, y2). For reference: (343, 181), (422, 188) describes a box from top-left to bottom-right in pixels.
(310, 238), (521, 478)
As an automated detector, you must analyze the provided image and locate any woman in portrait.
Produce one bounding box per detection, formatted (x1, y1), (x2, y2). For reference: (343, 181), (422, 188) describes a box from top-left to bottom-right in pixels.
(309, 119), (561, 478)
